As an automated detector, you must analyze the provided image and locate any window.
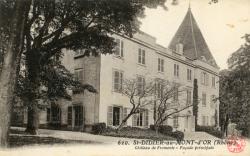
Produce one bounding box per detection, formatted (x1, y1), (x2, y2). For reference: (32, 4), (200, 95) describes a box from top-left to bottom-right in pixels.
(138, 48), (145, 65)
(107, 106), (127, 126)
(173, 116), (178, 128)
(173, 87), (179, 102)
(113, 70), (123, 92)
(202, 93), (206, 107)
(158, 58), (164, 72)
(137, 76), (145, 95)
(212, 76), (216, 88)
(156, 81), (164, 99)
(74, 69), (84, 82)
(114, 38), (124, 58)
(174, 64), (179, 77)
(132, 109), (149, 127)
(201, 72), (209, 86)
(67, 106), (72, 126)
(186, 90), (192, 106)
(187, 69), (192, 81)
(74, 105), (83, 127)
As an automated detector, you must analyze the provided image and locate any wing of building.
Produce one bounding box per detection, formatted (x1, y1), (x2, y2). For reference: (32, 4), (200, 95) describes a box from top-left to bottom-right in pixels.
(13, 8), (220, 133)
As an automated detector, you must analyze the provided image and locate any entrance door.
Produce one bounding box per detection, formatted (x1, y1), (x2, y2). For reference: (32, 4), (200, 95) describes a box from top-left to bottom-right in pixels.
(74, 105), (83, 130)
(113, 107), (120, 126)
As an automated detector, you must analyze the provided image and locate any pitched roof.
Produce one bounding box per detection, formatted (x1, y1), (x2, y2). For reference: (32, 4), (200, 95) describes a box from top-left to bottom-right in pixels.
(168, 8), (219, 68)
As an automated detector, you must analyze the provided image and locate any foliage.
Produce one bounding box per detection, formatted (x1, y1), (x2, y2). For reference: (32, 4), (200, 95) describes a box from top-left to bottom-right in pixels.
(92, 123), (106, 135)
(219, 34), (250, 137)
(103, 126), (175, 140)
(196, 125), (223, 138)
(171, 130), (184, 142)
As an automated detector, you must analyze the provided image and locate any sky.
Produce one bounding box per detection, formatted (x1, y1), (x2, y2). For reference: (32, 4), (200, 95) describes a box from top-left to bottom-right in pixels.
(139, 0), (250, 69)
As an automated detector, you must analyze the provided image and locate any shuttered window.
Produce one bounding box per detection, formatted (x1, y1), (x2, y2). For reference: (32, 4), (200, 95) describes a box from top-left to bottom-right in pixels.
(132, 109), (148, 127)
(158, 58), (164, 72)
(138, 48), (145, 65)
(114, 39), (124, 58)
(137, 76), (145, 95)
(113, 70), (123, 92)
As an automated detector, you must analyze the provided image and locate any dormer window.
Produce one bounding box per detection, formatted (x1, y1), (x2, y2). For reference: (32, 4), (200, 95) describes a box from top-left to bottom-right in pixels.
(176, 43), (183, 55)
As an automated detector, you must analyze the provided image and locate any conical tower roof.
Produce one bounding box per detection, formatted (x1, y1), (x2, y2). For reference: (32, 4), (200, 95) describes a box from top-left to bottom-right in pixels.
(168, 8), (218, 68)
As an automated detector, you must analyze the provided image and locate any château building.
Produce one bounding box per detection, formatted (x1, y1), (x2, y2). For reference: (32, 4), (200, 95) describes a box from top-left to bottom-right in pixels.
(19, 8), (220, 132)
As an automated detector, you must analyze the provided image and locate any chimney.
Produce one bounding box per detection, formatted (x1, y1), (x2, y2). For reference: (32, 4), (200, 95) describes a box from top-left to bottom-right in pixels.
(176, 43), (183, 55)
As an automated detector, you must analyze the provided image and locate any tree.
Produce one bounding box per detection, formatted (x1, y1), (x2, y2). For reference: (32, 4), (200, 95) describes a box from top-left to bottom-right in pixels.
(0, 0), (32, 147)
(117, 78), (155, 131)
(193, 78), (199, 130)
(13, 0), (168, 134)
(153, 80), (192, 132)
(219, 34), (250, 137)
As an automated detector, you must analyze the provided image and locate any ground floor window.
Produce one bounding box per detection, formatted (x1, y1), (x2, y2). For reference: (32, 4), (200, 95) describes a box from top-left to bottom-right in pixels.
(132, 109), (149, 127)
(173, 116), (179, 128)
(74, 105), (83, 127)
(107, 106), (128, 126)
(67, 106), (72, 126)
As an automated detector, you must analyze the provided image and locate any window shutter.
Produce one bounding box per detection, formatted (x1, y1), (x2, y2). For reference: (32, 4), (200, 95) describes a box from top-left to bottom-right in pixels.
(138, 49), (141, 63)
(114, 71), (119, 91)
(144, 110), (149, 127)
(132, 114), (137, 127)
(107, 106), (113, 126)
(161, 59), (164, 72)
(120, 72), (123, 91)
(122, 107), (127, 126)
(121, 40), (124, 57)
(142, 50), (145, 64)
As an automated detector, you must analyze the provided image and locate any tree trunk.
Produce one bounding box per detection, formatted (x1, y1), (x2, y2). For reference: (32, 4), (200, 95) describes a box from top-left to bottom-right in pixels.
(0, 0), (31, 148)
(25, 100), (39, 135)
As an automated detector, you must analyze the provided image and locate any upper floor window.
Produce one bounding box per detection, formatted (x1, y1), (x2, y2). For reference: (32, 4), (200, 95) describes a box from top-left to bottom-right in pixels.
(187, 69), (192, 81)
(174, 64), (179, 77)
(202, 93), (206, 107)
(212, 76), (216, 88)
(138, 48), (145, 65)
(156, 80), (164, 99)
(186, 90), (192, 106)
(114, 39), (124, 58)
(74, 69), (84, 82)
(201, 72), (209, 86)
(158, 58), (164, 72)
(113, 70), (123, 92)
(173, 87), (179, 102)
(137, 76), (145, 95)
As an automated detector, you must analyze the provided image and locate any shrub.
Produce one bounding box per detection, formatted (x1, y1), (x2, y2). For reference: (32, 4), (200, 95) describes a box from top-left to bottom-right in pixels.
(196, 125), (223, 138)
(158, 125), (173, 136)
(171, 130), (184, 142)
(92, 123), (106, 134)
